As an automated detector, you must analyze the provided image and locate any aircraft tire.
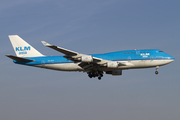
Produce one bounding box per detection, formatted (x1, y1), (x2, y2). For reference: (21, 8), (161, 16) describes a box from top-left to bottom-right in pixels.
(155, 71), (158, 75)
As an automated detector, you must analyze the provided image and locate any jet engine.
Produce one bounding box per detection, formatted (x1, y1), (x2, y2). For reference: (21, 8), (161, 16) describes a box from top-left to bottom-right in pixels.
(76, 55), (93, 62)
(106, 70), (122, 75)
(107, 62), (119, 68)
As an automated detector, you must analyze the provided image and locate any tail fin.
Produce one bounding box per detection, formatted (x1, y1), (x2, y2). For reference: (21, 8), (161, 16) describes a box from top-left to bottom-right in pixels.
(9, 35), (44, 57)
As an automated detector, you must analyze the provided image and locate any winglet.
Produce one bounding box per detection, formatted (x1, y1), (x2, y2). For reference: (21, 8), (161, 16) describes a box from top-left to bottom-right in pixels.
(41, 41), (51, 46)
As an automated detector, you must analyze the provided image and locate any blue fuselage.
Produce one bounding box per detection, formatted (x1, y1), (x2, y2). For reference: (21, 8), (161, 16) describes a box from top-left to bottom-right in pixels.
(12, 49), (175, 73)
(14, 49), (174, 66)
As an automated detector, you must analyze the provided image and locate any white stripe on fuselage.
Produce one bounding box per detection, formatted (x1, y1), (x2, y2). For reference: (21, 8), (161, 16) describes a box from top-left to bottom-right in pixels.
(35, 63), (83, 71)
(34, 59), (174, 72)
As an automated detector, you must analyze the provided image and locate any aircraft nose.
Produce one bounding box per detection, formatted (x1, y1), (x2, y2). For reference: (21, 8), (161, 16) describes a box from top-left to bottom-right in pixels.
(169, 55), (175, 60)
(167, 55), (175, 62)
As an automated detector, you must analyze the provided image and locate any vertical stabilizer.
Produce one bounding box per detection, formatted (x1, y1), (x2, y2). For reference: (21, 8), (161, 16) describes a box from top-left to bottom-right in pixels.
(9, 35), (44, 57)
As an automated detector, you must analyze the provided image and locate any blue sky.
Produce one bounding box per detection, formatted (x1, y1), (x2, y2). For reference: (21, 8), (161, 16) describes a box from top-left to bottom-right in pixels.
(0, 0), (180, 120)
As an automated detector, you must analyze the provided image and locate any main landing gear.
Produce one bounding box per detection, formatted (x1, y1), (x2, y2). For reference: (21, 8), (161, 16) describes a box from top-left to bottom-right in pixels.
(155, 66), (159, 75)
(88, 71), (103, 80)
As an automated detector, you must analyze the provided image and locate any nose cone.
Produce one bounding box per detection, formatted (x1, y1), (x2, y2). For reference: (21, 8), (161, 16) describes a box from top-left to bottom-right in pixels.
(158, 51), (174, 65)
(169, 55), (175, 61)
(167, 54), (175, 63)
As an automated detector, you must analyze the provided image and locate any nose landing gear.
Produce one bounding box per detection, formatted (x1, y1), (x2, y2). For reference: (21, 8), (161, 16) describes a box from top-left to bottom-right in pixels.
(155, 66), (159, 75)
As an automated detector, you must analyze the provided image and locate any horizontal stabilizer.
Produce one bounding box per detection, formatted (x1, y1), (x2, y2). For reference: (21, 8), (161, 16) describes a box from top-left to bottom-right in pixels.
(6, 55), (35, 62)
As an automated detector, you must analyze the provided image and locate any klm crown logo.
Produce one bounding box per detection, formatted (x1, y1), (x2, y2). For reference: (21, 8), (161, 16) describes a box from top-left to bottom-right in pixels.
(16, 46), (31, 51)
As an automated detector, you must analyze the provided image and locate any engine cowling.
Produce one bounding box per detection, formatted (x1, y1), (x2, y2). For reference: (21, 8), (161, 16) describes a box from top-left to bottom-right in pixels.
(81, 55), (93, 62)
(106, 70), (122, 75)
(107, 62), (118, 68)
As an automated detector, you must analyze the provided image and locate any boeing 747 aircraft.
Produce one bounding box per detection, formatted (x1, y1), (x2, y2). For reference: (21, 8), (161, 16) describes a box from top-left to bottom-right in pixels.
(6, 35), (174, 80)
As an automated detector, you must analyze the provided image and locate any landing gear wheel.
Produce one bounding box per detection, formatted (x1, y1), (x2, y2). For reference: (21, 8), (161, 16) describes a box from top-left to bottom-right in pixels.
(155, 66), (159, 75)
(100, 74), (103, 77)
(87, 71), (104, 80)
(88, 75), (92, 78)
(155, 71), (158, 75)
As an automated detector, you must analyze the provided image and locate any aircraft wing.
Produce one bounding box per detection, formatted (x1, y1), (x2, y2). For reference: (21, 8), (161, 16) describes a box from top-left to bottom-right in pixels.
(41, 41), (78, 56)
(41, 41), (133, 69)
(41, 41), (102, 62)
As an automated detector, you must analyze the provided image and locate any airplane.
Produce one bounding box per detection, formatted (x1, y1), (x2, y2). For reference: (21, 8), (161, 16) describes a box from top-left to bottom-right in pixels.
(6, 35), (175, 80)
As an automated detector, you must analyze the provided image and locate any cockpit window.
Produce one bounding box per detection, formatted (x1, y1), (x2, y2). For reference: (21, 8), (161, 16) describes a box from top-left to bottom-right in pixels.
(159, 51), (163, 52)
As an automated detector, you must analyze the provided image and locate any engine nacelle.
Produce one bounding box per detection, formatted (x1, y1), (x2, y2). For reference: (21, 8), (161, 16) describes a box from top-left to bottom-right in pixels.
(107, 62), (118, 68)
(81, 55), (93, 62)
(106, 70), (122, 75)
